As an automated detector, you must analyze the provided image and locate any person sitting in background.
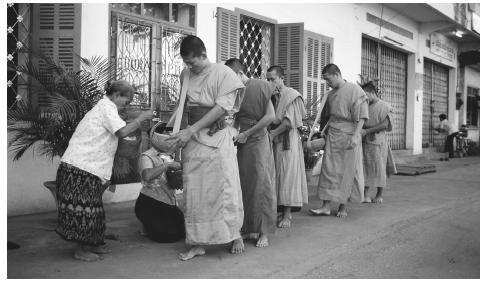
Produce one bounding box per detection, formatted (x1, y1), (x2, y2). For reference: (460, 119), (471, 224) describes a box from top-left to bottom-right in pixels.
(435, 114), (458, 160)
(135, 124), (185, 243)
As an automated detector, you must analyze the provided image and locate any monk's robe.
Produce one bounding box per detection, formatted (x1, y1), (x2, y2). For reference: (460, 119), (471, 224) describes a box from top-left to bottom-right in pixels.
(180, 63), (245, 245)
(317, 81), (368, 203)
(363, 99), (396, 188)
(272, 87), (308, 207)
(237, 79), (277, 235)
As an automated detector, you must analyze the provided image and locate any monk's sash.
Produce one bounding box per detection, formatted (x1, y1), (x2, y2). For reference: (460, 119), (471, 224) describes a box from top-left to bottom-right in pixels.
(187, 106), (228, 136)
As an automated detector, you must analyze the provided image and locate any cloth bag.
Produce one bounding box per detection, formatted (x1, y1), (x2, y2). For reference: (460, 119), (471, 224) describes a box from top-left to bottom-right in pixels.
(311, 152), (324, 176)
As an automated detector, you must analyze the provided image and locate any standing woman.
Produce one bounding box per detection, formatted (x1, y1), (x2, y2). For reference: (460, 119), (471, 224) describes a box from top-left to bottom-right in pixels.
(166, 35), (245, 261)
(55, 80), (153, 261)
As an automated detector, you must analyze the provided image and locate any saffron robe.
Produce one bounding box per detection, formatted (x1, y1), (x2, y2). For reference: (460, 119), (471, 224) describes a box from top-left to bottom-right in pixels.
(363, 99), (396, 188)
(317, 81), (369, 203)
(180, 63), (245, 245)
(237, 79), (276, 234)
(272, 87), (308, 207)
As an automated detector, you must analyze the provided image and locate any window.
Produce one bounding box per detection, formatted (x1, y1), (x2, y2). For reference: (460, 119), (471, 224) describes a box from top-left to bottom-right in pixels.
(239, 15), (274, 79)
(111, 3), (196, 28)
(216, 7), (333, 119)
(115, 19), (152, 107)
(467, 86), (479, 127)
(111, 4), (196, 110)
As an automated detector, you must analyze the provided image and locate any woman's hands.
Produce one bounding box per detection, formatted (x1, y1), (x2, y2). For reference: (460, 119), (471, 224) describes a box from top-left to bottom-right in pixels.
(137, 110), (154, 122)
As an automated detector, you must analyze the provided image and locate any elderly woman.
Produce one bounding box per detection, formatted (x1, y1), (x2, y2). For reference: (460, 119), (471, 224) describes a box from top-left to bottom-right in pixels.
(166, 35), (245, 260)
(55, 80), (153, 261)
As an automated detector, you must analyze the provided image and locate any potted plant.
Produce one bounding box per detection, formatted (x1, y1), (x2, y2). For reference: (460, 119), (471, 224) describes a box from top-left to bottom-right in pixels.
(7, 51), (140, 202)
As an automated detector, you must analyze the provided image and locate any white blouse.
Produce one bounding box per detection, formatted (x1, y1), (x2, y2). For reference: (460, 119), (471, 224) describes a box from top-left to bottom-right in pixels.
(61, 96), (126, 181)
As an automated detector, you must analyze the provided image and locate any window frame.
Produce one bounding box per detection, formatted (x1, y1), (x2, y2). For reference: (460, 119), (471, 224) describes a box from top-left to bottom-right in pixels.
(236, 9), (277, 78)
(109, 4), (197, 109)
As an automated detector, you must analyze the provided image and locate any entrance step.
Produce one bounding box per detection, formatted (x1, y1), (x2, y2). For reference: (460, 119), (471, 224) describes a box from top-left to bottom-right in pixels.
(395, 163), (437, 175)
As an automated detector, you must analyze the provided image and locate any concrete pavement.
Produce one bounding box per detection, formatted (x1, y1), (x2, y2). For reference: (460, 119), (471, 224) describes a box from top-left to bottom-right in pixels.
(7, 156), (480, 278)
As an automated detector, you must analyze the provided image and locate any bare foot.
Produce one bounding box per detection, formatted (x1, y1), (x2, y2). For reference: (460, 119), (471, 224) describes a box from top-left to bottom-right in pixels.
(74, 249), (101, 262)
(231, 238), (245, 254)
(336, 204), (347, 218)
(256, 234), (269, 248)
(91, 246), (112, 254)
(178, 246), (206, 261)
(278, 215), (291, 228)
(309, 208), (331, 216)
(363, 197), (372, 203)
(277, 212), (283, 222)
(372, 196), (383, 204)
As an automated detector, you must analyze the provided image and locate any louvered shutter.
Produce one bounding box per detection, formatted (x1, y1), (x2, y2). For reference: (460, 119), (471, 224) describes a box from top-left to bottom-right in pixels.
(320, 35), (333, 100)
(216, 7), (239, 63)
(32, 3), (81, 107)
(302, 31), (333, 118)
(274, 23), (304, 94)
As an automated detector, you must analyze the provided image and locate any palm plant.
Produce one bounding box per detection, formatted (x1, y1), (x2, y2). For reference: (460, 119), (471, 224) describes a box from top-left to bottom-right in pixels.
(7, 51), (137, 183)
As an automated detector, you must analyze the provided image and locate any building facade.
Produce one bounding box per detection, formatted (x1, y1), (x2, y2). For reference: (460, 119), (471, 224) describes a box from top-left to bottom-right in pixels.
(7, 3), (480, 215)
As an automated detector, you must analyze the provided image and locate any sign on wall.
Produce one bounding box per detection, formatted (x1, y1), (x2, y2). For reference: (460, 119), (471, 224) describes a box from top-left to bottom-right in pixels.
(430, 32), (456, 62)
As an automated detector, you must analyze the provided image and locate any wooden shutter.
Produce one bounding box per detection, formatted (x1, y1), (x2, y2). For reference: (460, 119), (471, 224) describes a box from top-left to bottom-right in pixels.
(319, 34), (333, 118)
(216, 7), (239, 63)
(302, 30), (333, 118)
(274, 23), (304, 94)
(32, 3), (81, 107)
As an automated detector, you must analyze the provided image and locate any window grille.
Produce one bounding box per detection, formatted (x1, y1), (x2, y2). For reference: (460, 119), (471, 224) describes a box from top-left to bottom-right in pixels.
(7, 3), (31, 109)
(239, 16), (273, 79)
(116, 19), (152, 107)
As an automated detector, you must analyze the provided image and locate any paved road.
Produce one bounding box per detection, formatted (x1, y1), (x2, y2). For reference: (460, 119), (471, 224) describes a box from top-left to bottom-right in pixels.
(7, 157), (480, 278)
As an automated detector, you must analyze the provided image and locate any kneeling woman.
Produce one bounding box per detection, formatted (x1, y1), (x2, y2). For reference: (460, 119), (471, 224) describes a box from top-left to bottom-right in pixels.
(135, 126), (185, 243)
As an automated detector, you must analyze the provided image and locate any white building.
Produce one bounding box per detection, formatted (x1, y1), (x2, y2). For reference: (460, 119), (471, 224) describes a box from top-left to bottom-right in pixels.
(7, 3), (480, 215)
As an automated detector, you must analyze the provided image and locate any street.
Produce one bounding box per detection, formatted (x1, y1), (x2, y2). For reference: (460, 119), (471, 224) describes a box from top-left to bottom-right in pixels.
(7, 156), (480, 278)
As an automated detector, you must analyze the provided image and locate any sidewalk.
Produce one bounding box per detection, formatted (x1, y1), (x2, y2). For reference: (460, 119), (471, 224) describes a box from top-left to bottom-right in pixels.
(7, 156), (480, 278)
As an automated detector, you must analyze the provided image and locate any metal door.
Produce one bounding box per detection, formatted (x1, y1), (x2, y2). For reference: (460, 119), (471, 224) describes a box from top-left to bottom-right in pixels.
(422, 60), (449, 148)
(361, 37), (407, 150)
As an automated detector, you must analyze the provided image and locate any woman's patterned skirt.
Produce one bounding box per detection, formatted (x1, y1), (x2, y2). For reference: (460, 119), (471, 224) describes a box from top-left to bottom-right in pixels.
(55, 162), (107, 246)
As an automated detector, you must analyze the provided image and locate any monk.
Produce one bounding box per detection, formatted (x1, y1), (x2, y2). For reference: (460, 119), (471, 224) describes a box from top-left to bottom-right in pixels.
(166, 35), (245, 260)
(225, 58), (277, 247)
(310, 64), (368, 218)
(267, 65), (308, 228)
(360, 81), (395, 204)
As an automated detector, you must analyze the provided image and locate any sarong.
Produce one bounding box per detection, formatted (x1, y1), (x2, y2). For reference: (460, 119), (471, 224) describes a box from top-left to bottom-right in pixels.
(238, 130), (276, 234)
(182, 132), (244, 245)
(55, 162), (108, 246)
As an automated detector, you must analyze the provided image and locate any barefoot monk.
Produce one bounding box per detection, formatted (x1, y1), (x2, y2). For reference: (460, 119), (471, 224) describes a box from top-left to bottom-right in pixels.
(267, 65), (308, 228)
(225, 58), (277, 248)
(166, 35), (245, 260)
(310, 64), (368, 218)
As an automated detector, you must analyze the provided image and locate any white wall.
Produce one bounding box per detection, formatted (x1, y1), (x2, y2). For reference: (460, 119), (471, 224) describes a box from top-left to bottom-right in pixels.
(198, 3), (421, 83)
(81, 3), (110, 59)
(7, 136), (142, 216)
(7, 142), (60, 216)
(428, 3), (455, 20)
